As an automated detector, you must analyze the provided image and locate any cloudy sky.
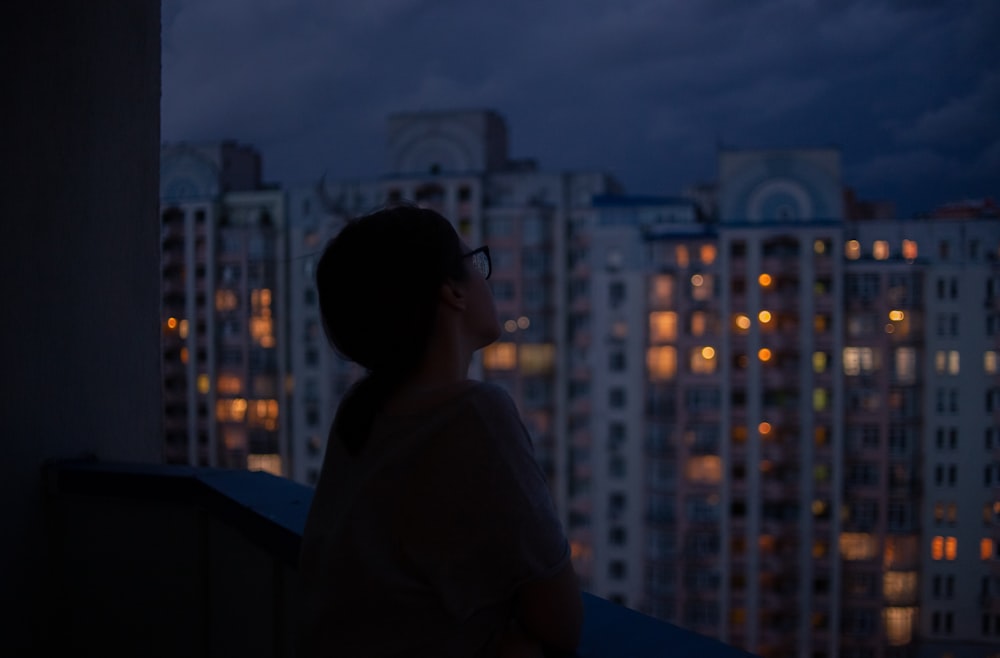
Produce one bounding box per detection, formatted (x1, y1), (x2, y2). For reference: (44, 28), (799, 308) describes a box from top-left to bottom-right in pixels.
(162, 0), (998, 217)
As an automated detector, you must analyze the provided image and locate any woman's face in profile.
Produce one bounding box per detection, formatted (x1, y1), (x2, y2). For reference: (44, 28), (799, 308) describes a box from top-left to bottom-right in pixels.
(459, 241), (502, 348)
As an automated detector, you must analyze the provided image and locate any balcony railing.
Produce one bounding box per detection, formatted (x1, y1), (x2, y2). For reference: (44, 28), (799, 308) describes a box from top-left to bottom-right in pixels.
(44, 461), (754, 657)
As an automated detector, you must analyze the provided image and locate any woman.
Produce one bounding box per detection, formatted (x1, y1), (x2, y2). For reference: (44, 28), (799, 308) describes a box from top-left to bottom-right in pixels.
(298, 205), (582, 657)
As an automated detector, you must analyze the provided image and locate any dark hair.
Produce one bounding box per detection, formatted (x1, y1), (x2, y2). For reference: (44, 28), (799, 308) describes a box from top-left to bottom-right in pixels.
(315, 204), (467, 454)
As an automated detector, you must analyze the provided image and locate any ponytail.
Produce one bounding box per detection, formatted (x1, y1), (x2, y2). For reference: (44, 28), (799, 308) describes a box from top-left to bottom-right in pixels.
(331, 371), (405, 455)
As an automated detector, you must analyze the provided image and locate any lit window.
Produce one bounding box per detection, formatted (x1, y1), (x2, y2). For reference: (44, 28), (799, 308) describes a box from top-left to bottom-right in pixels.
(215, 289), (239, 311)
(250, 316), (275, 347)
(845, 240), (861, 260)
(691, 273), (713, 301)
(611, 321), (628, 339)
(934, 350), (946, 374)
(676, 245), (690, 268)
(247, 453), (282, 476)
(944, 536), (957, 560)
(883, 606), (916, 646)
(888, 310), (905, 322)
(647, 346), (677, 381)
(813, 388), (828, 411)
(982, 538), (994, 560)
(690, 347), (717, 374)
(884, 536), (919, 569)
(814, 238), (827, 254)
(700, 244), (716, 265)
(483, 342), (517, 370)
(813, 351), (827, 373)
(843, 347), (875, 375)
(758, 310), (772, 324)
(931, 536), (944, 560)
(222, 427), (247, 451)
(947, 350), (959, 375)
(883, 572), (917, 602)
(649, 312), (677, 342)
(733, 314), (751, 332)
(986, 351), (998, 374)
(216, 398), (248, 422)
(179, 319), (189, 339)
(814, 314), (828, 332)
(902, 239), (918, 261)
(519, 343), (555, 375)
(650, 275), (673, 305)
(217, 375), (242, 395)
(196, 374), (210, 395)
(249, 289), (276, 348)
(690, 311), (709, 336)
(180, 347), (189, 364)
(894, 347), (917, 384)
(840, 533), (878, 560)
(873, 240), (890, 260)
(685, 456), (722, 483)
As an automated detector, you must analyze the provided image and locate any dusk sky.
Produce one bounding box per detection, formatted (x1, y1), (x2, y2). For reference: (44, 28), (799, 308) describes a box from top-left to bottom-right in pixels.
(162, 0), (998, 218)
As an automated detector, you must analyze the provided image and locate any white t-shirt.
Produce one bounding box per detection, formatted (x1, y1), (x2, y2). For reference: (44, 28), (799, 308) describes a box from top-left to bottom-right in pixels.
(298, 381), (570, 657)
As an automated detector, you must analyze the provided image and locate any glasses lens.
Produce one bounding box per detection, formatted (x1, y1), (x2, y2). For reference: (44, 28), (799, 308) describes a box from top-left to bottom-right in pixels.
(473, 252), (488, 278)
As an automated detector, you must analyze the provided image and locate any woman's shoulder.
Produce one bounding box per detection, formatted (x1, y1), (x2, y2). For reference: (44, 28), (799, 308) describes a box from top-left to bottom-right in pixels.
(464, 381), (519, 418)
(464, 379), (511, 401)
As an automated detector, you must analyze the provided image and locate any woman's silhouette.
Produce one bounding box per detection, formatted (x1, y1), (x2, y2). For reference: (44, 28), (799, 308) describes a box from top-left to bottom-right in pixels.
(298, 205), (581, 657)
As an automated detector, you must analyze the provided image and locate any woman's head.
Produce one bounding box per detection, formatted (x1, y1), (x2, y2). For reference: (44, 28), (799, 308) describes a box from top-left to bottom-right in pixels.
(316, 204), (496, 381)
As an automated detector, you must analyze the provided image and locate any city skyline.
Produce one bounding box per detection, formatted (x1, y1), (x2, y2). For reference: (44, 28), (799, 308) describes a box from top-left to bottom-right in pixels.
(162, 0), (998, 219)
(157, 110), (1000, 656)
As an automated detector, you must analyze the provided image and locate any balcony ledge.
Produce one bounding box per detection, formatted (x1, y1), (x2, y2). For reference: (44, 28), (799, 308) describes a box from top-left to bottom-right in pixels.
(46, 461), (754, 658)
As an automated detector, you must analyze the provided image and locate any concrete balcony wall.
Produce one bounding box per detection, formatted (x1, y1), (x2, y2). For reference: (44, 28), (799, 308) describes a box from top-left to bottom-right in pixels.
(46, 462), (754, 658)
(3, 3), (162, 652)
(46, 464), (303, 657)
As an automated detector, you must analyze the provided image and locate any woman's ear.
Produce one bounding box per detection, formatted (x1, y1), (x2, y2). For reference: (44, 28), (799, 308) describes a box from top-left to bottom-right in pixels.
(439, 279), (467, 311)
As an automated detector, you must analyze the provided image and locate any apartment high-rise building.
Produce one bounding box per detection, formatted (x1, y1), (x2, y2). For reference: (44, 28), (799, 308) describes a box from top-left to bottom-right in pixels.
(161, 111), (999, 657)
(563, 150), (1000, 658)
(160, 142), (289, 474)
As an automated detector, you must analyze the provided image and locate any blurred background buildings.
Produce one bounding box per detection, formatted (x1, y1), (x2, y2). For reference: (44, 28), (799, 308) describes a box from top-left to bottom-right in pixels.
(158, 110), (1000, 658)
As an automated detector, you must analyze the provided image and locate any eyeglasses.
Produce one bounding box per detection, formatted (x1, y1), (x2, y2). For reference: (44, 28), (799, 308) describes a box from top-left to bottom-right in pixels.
(462, 245), (491, 280)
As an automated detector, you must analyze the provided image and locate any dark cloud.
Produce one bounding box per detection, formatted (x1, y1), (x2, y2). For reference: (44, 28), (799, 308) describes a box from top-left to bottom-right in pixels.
(162, 0), (998, 216)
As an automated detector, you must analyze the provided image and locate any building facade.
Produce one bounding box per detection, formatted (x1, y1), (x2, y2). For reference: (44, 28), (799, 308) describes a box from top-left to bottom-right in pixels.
(562, 150), (1000, 657)
(161, 112), (1000, 657)
(160, 142), (289, 474)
